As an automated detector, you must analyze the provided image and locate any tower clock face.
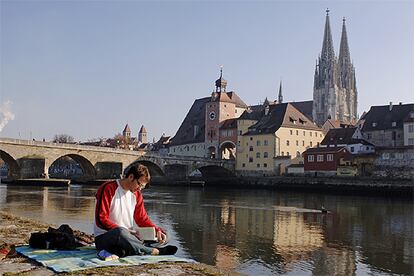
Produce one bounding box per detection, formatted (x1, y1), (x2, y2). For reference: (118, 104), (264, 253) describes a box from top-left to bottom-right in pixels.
(209, 111), (216, 121)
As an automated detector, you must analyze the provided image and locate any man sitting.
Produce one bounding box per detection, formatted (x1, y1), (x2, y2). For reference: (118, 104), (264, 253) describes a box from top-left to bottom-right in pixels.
(94, 164), (177, 256)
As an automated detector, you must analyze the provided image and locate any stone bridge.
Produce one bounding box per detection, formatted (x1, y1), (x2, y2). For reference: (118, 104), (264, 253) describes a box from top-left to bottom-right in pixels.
(0, 138), (235, 182)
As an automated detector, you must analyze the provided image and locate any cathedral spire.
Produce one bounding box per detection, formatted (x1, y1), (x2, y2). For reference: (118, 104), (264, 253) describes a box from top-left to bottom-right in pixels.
(321, 8), (335, 63)
(278, 80), (283, 103)
(339, 17), (351, 67)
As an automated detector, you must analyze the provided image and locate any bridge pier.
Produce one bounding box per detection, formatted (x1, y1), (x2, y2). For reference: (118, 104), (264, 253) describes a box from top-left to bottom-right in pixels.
(18, 158), (47, 179)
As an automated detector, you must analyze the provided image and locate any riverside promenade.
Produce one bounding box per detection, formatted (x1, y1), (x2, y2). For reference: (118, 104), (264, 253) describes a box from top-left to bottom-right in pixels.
(0, 211), (241, 276)
(205, 175), (414, 196)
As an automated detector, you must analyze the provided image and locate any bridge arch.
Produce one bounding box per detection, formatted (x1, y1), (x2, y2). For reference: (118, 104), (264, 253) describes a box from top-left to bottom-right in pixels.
(49, 154), (96, 180)
(0, 150), (20, 179)
(125, 160), (165, 177)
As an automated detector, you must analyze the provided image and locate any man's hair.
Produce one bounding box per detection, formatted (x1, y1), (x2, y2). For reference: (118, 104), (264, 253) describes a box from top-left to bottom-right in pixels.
(125, 164), (150, 181)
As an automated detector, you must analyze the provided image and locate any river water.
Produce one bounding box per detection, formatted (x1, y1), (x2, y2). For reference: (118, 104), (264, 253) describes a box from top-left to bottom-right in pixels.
(0, 183), (412, 275)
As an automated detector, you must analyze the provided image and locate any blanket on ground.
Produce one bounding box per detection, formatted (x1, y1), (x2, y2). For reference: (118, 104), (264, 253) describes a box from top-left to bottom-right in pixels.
(16, 245), (196, 273)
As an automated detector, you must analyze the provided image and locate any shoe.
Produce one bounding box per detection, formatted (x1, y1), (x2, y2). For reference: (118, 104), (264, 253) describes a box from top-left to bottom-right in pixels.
(157, 245), (178, 255)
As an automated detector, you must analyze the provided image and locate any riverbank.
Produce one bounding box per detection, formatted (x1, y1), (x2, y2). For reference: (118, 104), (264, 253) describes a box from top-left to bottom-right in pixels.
(0, 211), (241, 276)
(204, 176), (414, 196)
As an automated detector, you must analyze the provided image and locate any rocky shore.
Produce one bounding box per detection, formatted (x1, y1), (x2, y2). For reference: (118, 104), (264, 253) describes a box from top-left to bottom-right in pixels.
(0, 211), (241, 276)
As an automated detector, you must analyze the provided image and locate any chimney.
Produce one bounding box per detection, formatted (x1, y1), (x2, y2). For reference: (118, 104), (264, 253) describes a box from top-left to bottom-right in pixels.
(399, 102), (402, 105)
(389, 102), (393, 111)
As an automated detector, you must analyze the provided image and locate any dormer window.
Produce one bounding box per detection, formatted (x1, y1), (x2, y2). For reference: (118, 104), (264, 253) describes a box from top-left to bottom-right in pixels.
(372, 122), (377, 127)
(392, 122), (397, 127)
(299, 118), (305, 124)
(289, 117), (297, 124)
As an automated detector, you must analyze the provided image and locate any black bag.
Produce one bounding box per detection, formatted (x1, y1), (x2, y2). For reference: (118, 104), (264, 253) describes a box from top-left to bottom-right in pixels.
(29, 224), (78, 250)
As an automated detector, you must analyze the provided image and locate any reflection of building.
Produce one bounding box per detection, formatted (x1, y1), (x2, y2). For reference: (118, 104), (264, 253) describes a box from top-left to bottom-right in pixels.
(273, 212), (324, 258)
(311, 247), (356, 276)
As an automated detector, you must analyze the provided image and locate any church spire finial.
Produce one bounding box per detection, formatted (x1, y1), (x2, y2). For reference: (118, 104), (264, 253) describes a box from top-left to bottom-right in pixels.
(215, 65), (227, 92)
(326, 8), (330, 15)
(278, 80), (283, 104)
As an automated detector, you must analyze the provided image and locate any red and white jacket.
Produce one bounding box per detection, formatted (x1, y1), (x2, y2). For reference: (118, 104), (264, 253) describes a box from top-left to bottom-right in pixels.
(94, 180), (162, 237)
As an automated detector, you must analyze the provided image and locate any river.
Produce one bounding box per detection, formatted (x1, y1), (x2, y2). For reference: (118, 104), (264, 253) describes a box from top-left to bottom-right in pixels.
(0, 183), (412, 275)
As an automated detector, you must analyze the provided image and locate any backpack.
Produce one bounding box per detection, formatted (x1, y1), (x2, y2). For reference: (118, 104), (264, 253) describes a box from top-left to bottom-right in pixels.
(29, 224), (78, 250)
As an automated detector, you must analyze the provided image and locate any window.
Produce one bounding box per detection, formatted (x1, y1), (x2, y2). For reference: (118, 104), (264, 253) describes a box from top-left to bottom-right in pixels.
(367, 133), (372, 139)
(302, 141), (305, 146)
(264, 152), (268, 158)
(286, 152), (290, 156)
(327, 154), (333, 161)
(296, 151), (300, 157)
(315, 132), (318, 137)
(409, 124), (414, 133)
(317, 155), (324, 162)
(296, 130), (299, 135)
(239, 130), (242, 135)
(290, 130), (293, 135)
(408, 138), (414, 145)
(392, 122), (397, 127)
(249, 146), (253, 152)
(257, 164), (260, 168)
(320, 133), (323, 138)
(249, 157), (253, 163)
(310, 132), (313, 137)
(264, 163), (268, 168)
(281, 152), (284, 156)
(256, 152), (261, 158)
(372, 122), (377, 127)
(242, 163), (246, 167)
(286, 140), (290, 146)
(296, 140), (299, 146)
(257, 140), (261, 146)
(308, 155), (314, 162)
(303, 131), (306, 136)
(350, 146), (355, 152)
(264, 140), (268, 146)
(249, 137), (253, 141)
(310, 141), (313, 147)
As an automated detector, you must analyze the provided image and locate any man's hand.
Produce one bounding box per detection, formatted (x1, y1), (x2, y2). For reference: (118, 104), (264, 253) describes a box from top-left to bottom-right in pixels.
(156, 231), (167, 245)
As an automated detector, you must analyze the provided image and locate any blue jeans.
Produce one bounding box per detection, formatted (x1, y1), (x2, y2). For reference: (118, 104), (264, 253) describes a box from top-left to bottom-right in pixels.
(95, 227), (154, 256)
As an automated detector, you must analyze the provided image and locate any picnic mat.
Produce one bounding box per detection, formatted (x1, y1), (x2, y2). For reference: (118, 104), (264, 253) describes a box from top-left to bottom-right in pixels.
(16, 245), (196, 273)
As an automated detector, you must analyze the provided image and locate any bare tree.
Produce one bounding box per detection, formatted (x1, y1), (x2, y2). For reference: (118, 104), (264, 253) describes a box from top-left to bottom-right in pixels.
(53, 134), (75, 143)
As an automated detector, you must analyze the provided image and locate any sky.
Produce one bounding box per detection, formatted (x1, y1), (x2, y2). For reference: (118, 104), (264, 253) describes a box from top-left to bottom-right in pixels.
(1, 0), (413, 142)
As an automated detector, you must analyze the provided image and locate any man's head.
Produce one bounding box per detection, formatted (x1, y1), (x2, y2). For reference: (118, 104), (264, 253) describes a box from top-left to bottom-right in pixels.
(122, 164), (150, 192)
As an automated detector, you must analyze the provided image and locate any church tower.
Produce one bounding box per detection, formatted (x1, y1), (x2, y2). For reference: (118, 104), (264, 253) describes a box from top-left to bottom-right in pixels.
(313, 9), (358, 126)
(138, 125), (147, 144)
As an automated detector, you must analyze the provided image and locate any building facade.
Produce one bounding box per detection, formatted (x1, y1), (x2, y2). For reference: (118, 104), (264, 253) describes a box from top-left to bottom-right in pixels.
(361, 103), (414, 147)
(236, 102), (324, 175)
(313, 10), (358, 126)
(170, 69), (248, 158)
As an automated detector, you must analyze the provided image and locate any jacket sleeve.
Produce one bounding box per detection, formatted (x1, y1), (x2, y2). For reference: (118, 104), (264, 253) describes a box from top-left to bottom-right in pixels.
(95, 182), (119, 231)
(133, 192), (164, 234)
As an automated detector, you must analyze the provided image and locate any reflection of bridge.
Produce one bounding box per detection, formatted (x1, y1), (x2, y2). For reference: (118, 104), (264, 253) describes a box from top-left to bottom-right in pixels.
(0, 138), (235, 182)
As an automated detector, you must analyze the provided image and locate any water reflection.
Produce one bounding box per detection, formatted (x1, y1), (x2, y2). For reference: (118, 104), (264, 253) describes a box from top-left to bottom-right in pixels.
(0, 184), (412, 275)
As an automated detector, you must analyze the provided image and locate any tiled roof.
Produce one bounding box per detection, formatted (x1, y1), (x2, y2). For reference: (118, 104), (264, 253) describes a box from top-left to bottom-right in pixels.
(291, 100), (313, 121)
(170, 97), (209, 146)
(303, 146), (348, 154)
(362, 103), (414, 131)
(321, 127), (373, 146)
(244, 103), (321, 135)
(238, 105), (264, 120)
(220, 118), (237, 130)
(214, 91), (248, 108)
(123, 124), (131, 133)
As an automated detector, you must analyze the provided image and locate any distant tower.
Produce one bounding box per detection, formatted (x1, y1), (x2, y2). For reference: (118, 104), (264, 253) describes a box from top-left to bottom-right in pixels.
(138, 125), (147, 144)
(313, 9), (358, 125)
(123, 123), (131, 140)
(215, 66), (227, 92)
(278, 81), (283, 104)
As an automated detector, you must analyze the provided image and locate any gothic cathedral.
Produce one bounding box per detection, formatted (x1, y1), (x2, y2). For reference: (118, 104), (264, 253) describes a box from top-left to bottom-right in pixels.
(313, 9), (358, 126)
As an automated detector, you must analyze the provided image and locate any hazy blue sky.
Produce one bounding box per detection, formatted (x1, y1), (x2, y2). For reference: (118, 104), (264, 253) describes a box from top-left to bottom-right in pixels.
(1, 1), (413, 142)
